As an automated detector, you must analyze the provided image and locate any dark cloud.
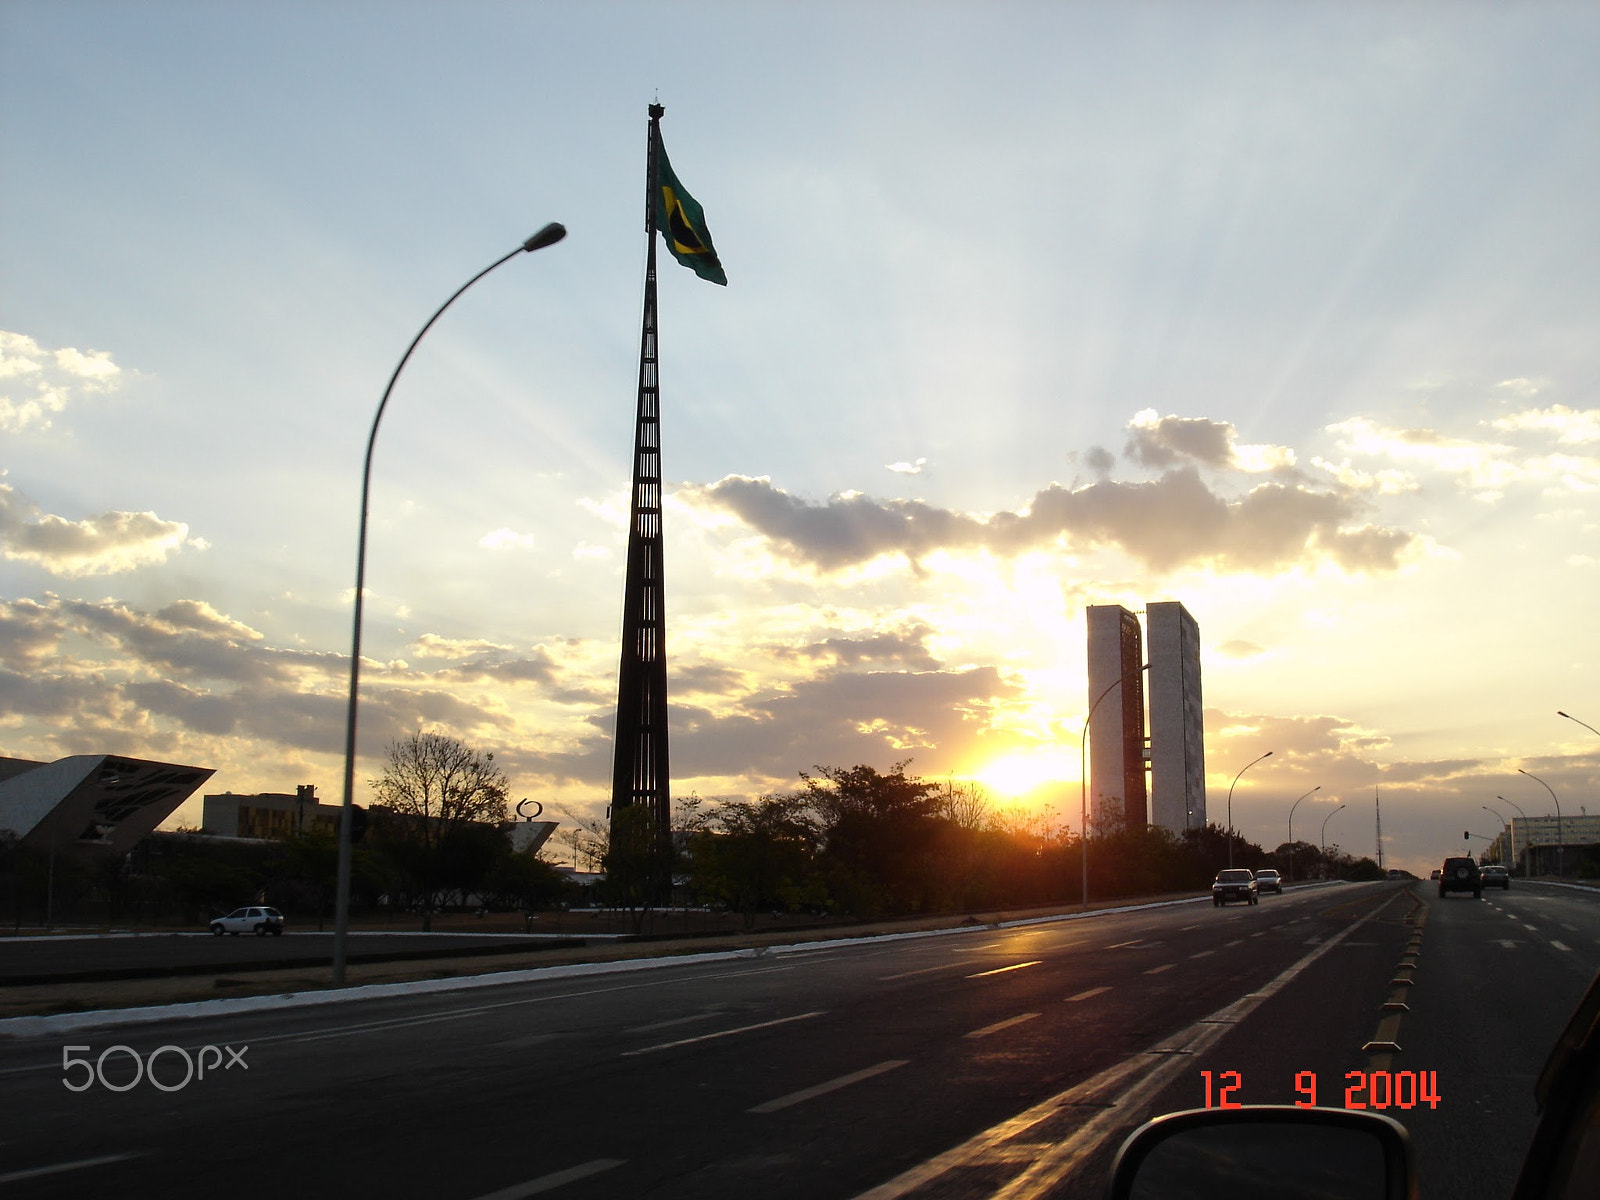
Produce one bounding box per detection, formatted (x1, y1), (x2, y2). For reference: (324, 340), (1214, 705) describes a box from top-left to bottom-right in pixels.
(1083, 446), (1116, 477)
(1125, 414), (1237, 469)
(780, 623), (944, 672)
(686, 468), (1416, 575)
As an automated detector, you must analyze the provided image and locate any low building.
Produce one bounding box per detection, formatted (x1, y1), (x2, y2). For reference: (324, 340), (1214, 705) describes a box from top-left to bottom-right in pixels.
(202, 785), (341, 840)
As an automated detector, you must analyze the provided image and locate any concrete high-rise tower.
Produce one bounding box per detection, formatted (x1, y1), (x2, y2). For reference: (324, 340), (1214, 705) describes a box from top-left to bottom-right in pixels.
(1146, 601), (1206, 833)
(1086, 604), (1148, 832)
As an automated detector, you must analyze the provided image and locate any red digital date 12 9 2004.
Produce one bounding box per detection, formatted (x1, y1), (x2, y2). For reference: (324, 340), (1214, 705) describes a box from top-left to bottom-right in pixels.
(1200, 1069), (1441, 1110)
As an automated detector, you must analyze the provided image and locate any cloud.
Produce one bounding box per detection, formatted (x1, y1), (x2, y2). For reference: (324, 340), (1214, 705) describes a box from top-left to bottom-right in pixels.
(1328, 413), (1600, 499)
(1489, 405), (1600, 446)
(886, 458), (927, 475)
(682, 467), (1417, 575)
(1216, 640), (1266, 659)
(479, 528), (537, 550)
(0, 483), (204, 576)
(0, 330), (123, 433)
(1124, 410), (1296, 474)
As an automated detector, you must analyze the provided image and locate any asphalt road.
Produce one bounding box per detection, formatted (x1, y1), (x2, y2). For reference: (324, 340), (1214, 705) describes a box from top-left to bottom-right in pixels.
(0, 880), (1593, 1200)
(0, 931), (585, 984)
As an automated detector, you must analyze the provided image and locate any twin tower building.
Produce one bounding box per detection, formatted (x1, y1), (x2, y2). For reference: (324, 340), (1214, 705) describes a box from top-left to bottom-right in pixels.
(1086, 602), (1207, 837)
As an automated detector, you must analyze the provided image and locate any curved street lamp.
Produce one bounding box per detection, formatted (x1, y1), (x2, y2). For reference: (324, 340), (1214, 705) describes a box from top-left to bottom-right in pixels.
(1557, 710), (1600, 739)
(333, 224), (568, 985)
(1226, 751), (1273, 869)
(1320, 804), (1346, 870)
(1497, 794), (1529, 876)
(1482, 804), (1509, 866)
(1080, 662), (1149, 909)
(1518, 767), (1565, 879)
(1286, 786), (1320, 884)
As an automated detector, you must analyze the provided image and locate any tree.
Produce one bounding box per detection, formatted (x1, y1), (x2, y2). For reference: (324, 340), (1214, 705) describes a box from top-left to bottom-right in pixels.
(370, 730), (509, 928)
(688, 794), (821, 929)
(801, 762), (944, 916)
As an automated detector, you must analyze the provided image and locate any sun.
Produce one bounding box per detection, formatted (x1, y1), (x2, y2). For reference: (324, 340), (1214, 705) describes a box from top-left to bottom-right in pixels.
(972, 750), (1082, 799)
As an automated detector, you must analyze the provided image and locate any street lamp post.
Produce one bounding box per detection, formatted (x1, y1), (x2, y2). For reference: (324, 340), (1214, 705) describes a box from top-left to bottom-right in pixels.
(1497, 794), (1528, 874)
(332, 224), (568, 986)
(1321, 804), (1345, 863)
(1482, 804), (1509, 865)
(1518, 768), (1565, 879)
(1080, 662), (1150, 909)
(1226, 751), (1273, 869)
(1557, 710), (1600, 739)
(1287, 786), (1320, 884)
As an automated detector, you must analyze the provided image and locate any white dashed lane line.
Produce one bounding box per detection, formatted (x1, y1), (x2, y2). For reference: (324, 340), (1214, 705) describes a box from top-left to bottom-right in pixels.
(749, 1060), (908, 1114)
(620, 1011), (824, 1057)
(1144, 964), (1175, 975)
(1066, 986), (1112, 1002)
(469, 1159), (625, 1200)
(967, 961), (1043, 979)
(966, 1013), (1042, 1039)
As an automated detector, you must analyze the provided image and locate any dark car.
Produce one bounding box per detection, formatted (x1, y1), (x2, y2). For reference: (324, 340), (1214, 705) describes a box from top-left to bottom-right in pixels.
(1212, 869), (1258, 906)
(1481, 864), (1510, 889)
(1438, 856), (1481, 898)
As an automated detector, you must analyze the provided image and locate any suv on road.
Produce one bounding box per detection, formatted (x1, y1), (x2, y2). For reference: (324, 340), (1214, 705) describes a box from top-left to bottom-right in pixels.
(1438, 857), (1481, 898)
(210, 906), (285, 936)
(1212, 869), (1258, 906)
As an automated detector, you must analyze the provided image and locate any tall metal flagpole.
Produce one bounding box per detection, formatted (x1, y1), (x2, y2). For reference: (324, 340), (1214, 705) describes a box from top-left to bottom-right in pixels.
(609, 104), (673, 889)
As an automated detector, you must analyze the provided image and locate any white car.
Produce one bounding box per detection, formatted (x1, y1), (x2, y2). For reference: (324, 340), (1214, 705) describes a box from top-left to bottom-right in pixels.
(210, 906), (284, 937)
(1254, 869), (1282, 894)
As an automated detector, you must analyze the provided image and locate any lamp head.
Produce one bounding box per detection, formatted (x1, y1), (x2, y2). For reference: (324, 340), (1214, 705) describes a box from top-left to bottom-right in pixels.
(523, 223), (567, 252)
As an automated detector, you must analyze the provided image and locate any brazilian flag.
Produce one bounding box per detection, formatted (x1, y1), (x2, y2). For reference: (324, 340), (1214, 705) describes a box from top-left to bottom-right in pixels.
(652, 128), (727, 285)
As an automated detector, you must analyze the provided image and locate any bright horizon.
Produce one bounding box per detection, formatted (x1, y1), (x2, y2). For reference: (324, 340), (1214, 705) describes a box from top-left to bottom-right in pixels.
(2, 2), (1597, 877)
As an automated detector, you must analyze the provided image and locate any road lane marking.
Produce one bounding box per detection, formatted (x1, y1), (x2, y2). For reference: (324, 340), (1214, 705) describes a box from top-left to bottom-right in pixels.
(1105, 939), (1143, 949)
(0, 1154), (139, 1185)
(967, 961), (1043, 978)
(749, 1060), (908, 1113)
(1551, 941), (1573, 951)
(1223, 940), (1242, 947)
(1065, 987), (1111, 1002)
(1178, 924), (1202, 932)
(621, 1011), (824, 1056)
(1188, 950), (1215, 959)
(1497, 940), (1517, 949)
(966, 1013), (1042, 1039)
(624, 1011), (726, 1034)
(1249, 931), (1265, 937)
(851, 888), (1390, 1200)
(880, 964), (962, 981)
(470, 1159), (625, 1199)
(1143, 963), (1174, 975)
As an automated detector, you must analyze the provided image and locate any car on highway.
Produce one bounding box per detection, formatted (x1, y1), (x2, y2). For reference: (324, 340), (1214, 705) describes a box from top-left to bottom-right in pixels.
(210, 906), (285, 937)
(1212, 869), (1258, 906)
(1253, 868), (1282, 894)
(1438, 856), (1481, 898)
(1481, 864), (1510, 889)
(1430, 869), (1442, 880)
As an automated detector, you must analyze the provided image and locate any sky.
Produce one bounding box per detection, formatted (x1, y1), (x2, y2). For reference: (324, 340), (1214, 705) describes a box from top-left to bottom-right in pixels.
(1, 0), (1597, 876)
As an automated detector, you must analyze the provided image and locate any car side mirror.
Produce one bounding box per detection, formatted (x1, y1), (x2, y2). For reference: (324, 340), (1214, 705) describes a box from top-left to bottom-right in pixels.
(1107, 1106), (1416, 1199)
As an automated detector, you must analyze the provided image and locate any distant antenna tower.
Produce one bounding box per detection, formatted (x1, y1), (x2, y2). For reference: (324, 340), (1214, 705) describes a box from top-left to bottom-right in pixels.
(1375, 791), (1384, 871)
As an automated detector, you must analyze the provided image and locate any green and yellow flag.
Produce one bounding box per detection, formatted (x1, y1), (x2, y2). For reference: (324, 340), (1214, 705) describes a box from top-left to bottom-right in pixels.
(652, 127), (727, 285)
